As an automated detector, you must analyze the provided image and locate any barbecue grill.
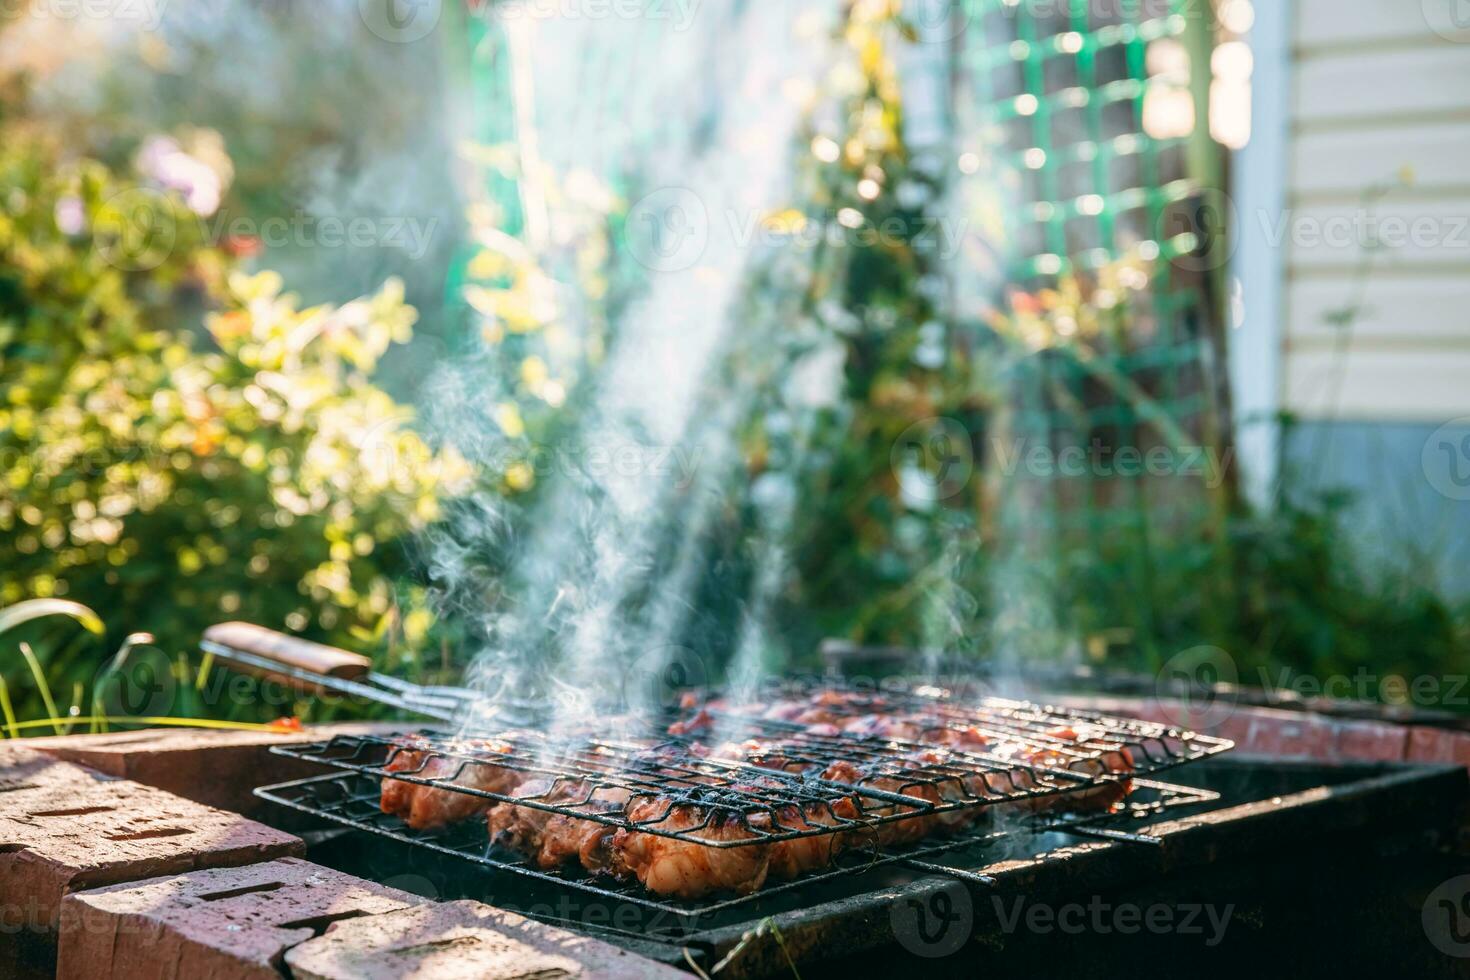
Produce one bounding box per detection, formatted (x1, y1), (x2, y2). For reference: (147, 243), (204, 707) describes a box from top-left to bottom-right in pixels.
(206, 627), (1469, 976)
(277, 755), (1468, 978)
(250, 683), (1231, 921)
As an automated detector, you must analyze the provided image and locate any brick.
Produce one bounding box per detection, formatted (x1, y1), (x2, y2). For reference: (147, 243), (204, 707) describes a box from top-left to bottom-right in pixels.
(1332, 719), (1409, 763)
(286, 900), (686, 980)
(0, 763), (302, 931)
(57, 857), (421, 980)
(27, 722), (399, 820)
(1210, 707), (1335, 760)
(1406, 726), (1470, 767)
(0, 744), (113, 794)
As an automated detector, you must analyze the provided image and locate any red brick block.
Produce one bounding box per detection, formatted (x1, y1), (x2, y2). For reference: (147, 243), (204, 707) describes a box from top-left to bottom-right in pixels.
(0, 744), (110, 794)
(286, 899), (686, 980)
(57, 857), (422, 980)
(1406, 726), (1470, 767)
(1332, 720), (1409, 763)
(0, 757), (302, 931)
(1229, 707), (1337, 760)
(27, 722), (399, 819)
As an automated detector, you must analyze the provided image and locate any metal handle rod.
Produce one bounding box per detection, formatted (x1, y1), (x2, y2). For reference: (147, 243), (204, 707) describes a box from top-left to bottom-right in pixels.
(200, 640), (460, 722)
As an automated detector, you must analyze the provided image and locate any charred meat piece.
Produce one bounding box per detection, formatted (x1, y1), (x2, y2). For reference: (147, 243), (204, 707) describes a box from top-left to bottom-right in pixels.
(487, 776), (632, 872)
(379, 734), (520, 830)
(612, 799), (771, 900)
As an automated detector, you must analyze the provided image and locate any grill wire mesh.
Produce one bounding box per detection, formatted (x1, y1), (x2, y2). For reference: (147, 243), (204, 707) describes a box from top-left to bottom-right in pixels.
(256, 687), (1229, 914)
(257, 770), (1217, 920)
(265, 691), (1229, 847)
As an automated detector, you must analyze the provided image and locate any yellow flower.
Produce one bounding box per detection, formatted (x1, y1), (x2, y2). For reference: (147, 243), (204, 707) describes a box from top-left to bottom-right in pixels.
(762, 208), (807, 234)
(520, 355), (549, 391)
(494, 402), (525, 439)
(467, 248), (511, 281)
(505, 461), (535, 492)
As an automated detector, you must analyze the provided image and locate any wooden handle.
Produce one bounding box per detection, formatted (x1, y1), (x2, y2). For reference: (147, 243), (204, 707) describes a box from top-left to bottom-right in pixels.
(203, 622), (372, 691)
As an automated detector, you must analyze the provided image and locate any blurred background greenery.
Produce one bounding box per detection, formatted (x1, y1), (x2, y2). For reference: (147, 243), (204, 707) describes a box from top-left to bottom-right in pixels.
(0, 0), (1465, 732)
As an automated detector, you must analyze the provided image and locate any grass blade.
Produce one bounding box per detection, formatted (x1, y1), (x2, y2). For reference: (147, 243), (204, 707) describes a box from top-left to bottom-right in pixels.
(18, 642), (63, 736)
(90, 633), (157, 733)
(0, 600), (104, 638)
(0, 676), (19, 739)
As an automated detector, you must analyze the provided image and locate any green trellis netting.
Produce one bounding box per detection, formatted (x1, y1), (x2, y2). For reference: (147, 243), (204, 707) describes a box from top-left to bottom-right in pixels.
(953, 0), (1231, 656)
(447, 0), (1233, 657)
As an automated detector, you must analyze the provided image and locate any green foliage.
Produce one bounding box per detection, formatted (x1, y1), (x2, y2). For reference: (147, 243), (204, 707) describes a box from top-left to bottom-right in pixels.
(691, 7), (993, 662)
(0, 124), (466, 724)
(0, 0), (1464, 735)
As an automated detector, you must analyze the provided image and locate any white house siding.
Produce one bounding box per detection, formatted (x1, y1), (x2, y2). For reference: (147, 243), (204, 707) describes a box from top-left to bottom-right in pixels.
(1284, 1), (1470, 421)
(1269, 0), (1470, 593)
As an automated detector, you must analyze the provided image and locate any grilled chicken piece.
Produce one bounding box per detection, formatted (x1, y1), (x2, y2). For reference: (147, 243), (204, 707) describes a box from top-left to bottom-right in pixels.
(487, 777), (631, 872)
(762, 762), (864, 880)
(379, 735), (520, 830)
(698, 693), (1139, 818)
(462, 692), (1146, 900)
(611, 799), (771, 899)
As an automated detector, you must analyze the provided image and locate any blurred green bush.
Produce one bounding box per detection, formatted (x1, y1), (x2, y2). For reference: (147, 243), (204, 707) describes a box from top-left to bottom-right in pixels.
(0, 123), (468, 723)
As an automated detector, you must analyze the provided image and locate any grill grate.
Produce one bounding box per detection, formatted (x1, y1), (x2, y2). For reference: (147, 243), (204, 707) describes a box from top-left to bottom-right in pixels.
(266, 691), (1230, 848)
(258, 688), (1229, 916)
(256, 769), (1218, 920)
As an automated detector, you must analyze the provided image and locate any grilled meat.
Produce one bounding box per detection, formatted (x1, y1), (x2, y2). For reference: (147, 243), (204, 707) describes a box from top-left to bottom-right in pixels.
(376, 690), (1145, 900)
(487, 777), (631, 872)
(612, 799), (771, 899)
(379, 734), (520, 830)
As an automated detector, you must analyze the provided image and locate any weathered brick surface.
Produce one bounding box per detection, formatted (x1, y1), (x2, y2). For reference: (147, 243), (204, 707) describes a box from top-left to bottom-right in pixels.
(1061, 695), (1470, 770)
(56, 857), (422, 980)
(1406, 726), (1470, 766)
(286, 900), (686, 980)
(0, 753), (302, 931)
(1238, 709), (1337, 759)
(27, 722), (399, 819)
(1333, 719), (1410, 762)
